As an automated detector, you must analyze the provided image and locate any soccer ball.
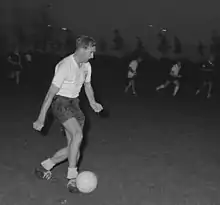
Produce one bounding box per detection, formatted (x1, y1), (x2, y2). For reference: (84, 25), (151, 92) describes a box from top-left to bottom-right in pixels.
(76, 171), (98, 193)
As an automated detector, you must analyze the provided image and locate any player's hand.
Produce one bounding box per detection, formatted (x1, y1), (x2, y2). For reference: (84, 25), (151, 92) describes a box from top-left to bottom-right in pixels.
(90, 102), (103, 113)
(33, 119), (44, 131)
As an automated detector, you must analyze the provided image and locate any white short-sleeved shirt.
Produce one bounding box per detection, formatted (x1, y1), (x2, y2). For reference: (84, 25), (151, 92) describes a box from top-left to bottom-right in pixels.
(170, 64), (181, 77)
(25, 54), (32, 62)
(127, 60), (138, 78)
(129, 60), (138, 72)
(52, 54), (92, 98)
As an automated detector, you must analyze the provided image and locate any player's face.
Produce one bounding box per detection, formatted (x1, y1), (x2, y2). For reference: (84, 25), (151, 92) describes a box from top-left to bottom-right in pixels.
(82, 46), (96, 62)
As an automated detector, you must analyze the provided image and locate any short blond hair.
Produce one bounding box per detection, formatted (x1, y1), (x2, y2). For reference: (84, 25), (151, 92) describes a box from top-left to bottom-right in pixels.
(76, 35), (96, 49)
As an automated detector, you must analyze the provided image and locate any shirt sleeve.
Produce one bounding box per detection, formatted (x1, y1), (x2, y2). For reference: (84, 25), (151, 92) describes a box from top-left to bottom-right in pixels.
(85, 63), (92, 83)
(52, 61), (69, 88)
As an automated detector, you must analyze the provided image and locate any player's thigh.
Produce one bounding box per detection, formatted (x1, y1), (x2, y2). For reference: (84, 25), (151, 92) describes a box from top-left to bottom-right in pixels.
(164, 80), (170, 85)
(130, 78), (135, 84)
(63, 118), (82, 139)
(173, 80), (179, 86)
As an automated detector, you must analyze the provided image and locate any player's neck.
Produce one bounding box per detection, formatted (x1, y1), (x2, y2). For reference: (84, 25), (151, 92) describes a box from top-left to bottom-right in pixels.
(73, 53), (83, 68)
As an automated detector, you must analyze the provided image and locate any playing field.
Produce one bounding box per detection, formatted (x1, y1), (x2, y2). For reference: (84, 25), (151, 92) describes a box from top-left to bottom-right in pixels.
(0, 54), (220, 205)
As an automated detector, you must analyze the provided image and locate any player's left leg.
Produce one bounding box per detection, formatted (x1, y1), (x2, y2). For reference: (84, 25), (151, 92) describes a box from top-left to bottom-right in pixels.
(156, 80), (170, 91)
(173, 80), (180, 96)
(207, 80), (213, 98)
(131, 79), (137, 95)
(15, 71), (21, 85)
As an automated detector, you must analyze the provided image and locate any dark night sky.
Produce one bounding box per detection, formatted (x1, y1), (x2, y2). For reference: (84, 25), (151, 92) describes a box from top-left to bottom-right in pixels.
(1, 0), (220, 58)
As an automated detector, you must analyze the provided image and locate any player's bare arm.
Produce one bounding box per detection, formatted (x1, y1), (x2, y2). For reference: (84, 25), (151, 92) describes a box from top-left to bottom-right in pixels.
(84, 82), (96, 105)
(84, 82), (103, 113)
(37, 83), (60, 123)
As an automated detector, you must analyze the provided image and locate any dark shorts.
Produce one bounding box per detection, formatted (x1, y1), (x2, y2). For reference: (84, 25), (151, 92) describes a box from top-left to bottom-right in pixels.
(51, 95), (85, 128)
(167, 74), (179, 82)
(125, 77), (133, 86)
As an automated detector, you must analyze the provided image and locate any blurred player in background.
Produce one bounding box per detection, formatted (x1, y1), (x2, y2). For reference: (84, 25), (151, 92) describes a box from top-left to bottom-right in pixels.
(156, 61), (182, 96)
(124, 56), (142, 96)
(7, 47), (23, 85)
(195, 55), (215, 99)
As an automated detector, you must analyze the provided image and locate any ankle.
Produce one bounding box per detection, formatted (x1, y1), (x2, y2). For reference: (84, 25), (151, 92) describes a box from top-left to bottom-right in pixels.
(67, 167), (78, 179)
(41, 158), (55, 171)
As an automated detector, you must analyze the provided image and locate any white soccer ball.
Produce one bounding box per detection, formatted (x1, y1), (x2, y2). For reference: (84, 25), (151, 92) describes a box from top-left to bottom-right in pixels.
(76, 171), (98, 193)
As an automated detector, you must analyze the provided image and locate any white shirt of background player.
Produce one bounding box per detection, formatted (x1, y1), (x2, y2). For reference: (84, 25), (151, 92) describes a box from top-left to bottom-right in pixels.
(25, 53), (32, 62)
(127, 60), (138, 78)
(170, 63), (181, 77)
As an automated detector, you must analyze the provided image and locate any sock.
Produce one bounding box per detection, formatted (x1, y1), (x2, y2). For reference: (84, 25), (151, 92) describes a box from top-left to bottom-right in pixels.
(41, 158), (55, 171)
(67, 167), (78, 179)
